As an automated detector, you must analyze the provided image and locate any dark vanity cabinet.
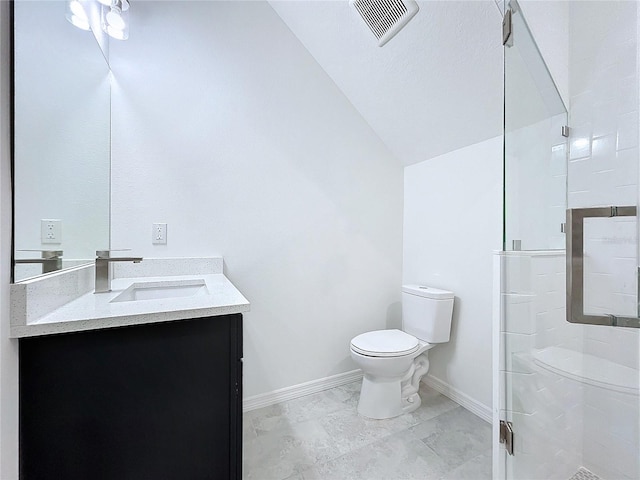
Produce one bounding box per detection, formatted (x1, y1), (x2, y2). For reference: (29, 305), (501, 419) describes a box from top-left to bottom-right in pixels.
(19, 314), (243, 480)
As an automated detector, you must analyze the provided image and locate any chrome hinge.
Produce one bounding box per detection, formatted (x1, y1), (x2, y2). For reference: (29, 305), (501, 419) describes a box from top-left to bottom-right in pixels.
(502, 9), (513, 47)
(562, 125), (570, 137)
(500, 420), (514, 456)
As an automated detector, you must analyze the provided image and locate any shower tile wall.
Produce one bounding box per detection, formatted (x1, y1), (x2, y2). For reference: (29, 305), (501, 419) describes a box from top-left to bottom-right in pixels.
(501, 251), (639, 480)
(567, 4), (640, 477)
(568, 0), (639, 368)
(501, 251), (583, 480)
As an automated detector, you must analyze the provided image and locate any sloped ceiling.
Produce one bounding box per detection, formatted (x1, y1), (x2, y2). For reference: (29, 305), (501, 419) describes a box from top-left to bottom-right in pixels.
(270, 0), (504, 166)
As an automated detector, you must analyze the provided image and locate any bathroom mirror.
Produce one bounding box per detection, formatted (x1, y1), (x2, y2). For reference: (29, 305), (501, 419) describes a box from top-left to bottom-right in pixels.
(12, 0), (111, 282)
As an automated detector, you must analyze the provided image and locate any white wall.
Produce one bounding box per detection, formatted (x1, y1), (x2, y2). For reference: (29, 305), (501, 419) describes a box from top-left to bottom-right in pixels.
(0, 1), (19, 477)
(403, 136), (503, 412)
(109, 1), (404, 398)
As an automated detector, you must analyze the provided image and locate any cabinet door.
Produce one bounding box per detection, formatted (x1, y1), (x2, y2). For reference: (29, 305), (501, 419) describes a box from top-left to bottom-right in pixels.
(20, 314), (243, 480)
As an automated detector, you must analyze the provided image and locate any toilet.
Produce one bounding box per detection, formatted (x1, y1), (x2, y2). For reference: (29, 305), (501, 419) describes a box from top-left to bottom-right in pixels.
(350, 285), (454, 420)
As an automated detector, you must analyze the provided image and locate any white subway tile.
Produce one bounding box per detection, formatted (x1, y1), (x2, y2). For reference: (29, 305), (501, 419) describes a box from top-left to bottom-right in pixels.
(568, 157), (592, 193)
(592, 102), (619, 138)
(616, 110), (639, 150)
(503, 254), (532, 294)
(550, 144), (567, 177)
(570, 92), (594, 126)
(503, 293), (536, 334)
(570, 125), (593, 160)
(503, 332), (536, 374)
(617, 76), (639, 115)
(592, 134), (617, 162)
(611, 184), (637, 205)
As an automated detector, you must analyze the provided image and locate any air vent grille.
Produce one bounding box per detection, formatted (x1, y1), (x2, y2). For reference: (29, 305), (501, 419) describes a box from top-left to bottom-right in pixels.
(351, 0), (419, 47)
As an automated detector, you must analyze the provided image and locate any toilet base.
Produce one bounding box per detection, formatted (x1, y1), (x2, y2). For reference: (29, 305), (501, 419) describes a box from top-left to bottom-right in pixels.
(357, 375), (404, 419)
(356, 352), (431, 420)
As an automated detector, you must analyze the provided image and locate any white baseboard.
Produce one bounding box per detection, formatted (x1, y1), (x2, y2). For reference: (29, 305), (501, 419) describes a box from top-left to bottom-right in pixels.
(422, 374), (492, 424)
(243, 370), (493, 424)
(243, 369), (363, 412)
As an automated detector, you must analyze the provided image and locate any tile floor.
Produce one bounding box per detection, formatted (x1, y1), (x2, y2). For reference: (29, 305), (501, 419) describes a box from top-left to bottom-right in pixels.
(243, 381), (492, 480)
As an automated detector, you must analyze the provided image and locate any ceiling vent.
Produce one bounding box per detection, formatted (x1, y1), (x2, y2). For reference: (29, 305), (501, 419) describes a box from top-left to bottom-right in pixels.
(351, 0), (419, 47)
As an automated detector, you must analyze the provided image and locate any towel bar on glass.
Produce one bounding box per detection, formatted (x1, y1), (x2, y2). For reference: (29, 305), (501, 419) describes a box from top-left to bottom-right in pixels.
(566, 206), (639, 328)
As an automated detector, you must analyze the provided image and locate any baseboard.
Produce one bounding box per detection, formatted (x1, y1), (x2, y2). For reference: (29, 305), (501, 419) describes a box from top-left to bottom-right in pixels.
(243, 370), (493, 423)
(422, 374), (492, 423)
(243, 369), (363, 412)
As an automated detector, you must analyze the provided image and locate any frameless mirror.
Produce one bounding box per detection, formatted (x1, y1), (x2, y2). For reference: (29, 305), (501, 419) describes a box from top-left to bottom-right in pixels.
(13, 0), (111, 282)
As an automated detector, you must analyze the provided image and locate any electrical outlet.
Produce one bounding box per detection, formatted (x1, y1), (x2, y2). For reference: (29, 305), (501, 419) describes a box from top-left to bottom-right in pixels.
(41, 219), (62, 244)
(152, 223), (167, 245)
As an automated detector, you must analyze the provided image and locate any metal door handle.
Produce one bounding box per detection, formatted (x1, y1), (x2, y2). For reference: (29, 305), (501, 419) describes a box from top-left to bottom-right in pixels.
(566, 206), (640, 328)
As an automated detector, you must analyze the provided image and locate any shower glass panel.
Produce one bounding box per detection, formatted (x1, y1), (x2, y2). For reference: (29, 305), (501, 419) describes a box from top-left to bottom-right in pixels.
(501, 1), (639, 480)
(503, 2), (567, 252)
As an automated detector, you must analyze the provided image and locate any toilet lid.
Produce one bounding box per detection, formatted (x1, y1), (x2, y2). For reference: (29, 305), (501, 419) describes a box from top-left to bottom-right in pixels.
(350, 329), (419, 357)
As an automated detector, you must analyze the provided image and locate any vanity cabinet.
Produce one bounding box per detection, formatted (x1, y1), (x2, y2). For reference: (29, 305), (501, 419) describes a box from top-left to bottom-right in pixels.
(19, 314), (243, 480)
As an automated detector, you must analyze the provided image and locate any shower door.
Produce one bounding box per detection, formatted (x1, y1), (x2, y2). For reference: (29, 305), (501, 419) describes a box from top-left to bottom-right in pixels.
(500, 1), (640, 479)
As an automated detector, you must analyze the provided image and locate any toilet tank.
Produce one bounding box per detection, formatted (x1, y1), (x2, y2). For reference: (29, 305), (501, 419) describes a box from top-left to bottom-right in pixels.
(402, 285), (454, 343)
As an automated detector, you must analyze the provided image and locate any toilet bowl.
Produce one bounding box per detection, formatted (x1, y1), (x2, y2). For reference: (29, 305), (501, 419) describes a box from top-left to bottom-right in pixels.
(350, 285), (454, 420)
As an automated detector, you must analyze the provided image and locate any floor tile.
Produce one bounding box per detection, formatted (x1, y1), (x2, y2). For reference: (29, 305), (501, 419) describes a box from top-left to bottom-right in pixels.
(249, 389), (353, 436)
(243, 380), (492, 480)
(243, 412), (258, 441)
(318, 403), (415, 455)
(404, 383), (461, 425)
(243, 419), (341, 479)
(410, 407), (492, 470)
(314, 429), (451, 480)
(439, 448), (492, 480)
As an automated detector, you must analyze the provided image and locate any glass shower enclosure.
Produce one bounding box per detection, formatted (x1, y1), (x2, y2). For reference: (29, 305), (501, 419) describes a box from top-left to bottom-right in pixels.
(499, 1), (639, 479)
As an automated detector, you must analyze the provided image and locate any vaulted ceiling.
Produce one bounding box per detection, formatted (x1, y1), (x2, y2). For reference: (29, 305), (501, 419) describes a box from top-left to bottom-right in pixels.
(270, 1), (504, 166)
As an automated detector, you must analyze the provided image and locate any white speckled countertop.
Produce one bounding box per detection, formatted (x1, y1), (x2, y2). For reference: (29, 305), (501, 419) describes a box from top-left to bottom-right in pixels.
(11, 257), (250, 338)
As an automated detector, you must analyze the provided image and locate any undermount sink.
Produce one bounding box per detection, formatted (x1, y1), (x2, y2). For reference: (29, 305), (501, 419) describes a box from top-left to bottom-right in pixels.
(110, 279), (209, 303)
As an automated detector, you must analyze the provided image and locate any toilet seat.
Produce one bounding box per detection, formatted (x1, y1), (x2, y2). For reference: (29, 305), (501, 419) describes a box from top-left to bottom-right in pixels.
(350, 329), (419, 357)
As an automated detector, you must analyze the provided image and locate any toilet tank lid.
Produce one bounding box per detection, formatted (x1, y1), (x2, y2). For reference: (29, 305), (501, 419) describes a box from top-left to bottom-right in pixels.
(402, 285), (454, 299)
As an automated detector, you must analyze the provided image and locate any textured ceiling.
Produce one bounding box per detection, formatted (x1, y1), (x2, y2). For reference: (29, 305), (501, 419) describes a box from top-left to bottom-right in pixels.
(270, 0), (504, 166)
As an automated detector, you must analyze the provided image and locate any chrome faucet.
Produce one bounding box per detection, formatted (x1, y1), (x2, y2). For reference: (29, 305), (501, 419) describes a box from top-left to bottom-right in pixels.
(15, 250), (63, 274)
(95, 250), (143, 293)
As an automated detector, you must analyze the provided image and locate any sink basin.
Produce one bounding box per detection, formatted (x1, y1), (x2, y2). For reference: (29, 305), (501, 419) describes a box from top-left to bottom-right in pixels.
(110, 279), (209, 303)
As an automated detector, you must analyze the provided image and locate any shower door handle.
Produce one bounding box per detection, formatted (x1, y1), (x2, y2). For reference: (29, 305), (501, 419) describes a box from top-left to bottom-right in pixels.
(566, 206), (640, 328)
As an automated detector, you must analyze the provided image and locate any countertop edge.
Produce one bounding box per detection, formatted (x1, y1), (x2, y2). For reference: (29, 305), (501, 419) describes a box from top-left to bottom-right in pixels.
(11, 303), (250, 338)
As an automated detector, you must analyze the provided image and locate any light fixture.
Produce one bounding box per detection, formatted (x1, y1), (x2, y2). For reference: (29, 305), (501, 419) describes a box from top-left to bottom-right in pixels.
(101, 0), (130, 40)
(65, 0), (90, 31)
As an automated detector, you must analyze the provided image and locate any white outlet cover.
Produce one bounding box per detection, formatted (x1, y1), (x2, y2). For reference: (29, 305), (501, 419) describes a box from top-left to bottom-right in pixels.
(41, 219), (62, 244)
(152, 223), (167, 245)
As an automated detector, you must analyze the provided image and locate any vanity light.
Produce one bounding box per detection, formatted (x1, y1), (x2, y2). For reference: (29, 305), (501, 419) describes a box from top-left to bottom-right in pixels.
(65, 0), (91, 31)
(101, 0), (130, 40)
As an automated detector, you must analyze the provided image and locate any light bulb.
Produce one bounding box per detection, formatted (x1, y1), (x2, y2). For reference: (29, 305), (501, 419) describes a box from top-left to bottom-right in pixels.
(106, 6), (126, 30)
(66, 0), (90, 31)
(67, 13), (91, 30)
(106, 25), (128, 40)
(69, 0), (87, 19)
